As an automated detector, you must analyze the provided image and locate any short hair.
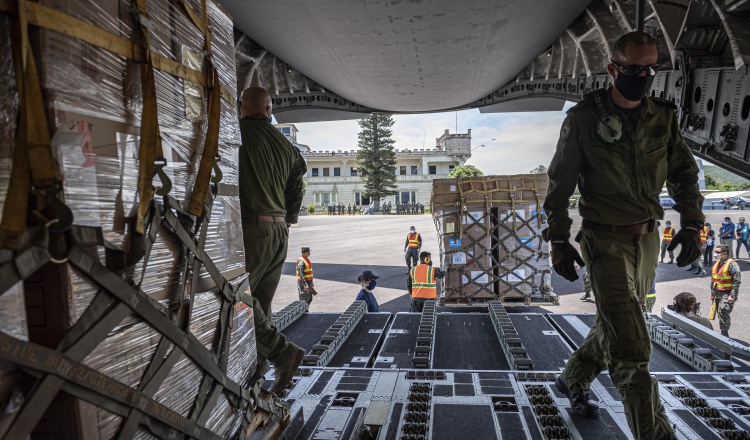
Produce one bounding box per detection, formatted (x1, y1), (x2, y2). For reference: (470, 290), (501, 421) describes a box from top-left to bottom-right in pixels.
(673, 292), (697, 313)
(419, 251), (431, 262)
(716, 245), (729, 253)
(612, 31), (656, 63)
(240, 87), (271, 116)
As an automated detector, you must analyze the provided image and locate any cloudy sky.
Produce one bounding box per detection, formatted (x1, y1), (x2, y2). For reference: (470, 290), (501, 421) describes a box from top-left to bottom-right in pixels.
(283, 103), (576, 175)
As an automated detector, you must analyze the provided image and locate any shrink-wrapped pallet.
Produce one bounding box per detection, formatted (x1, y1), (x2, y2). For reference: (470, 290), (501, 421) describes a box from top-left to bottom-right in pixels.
(0, 0), (256, 438)
(432, 174), (555, 303)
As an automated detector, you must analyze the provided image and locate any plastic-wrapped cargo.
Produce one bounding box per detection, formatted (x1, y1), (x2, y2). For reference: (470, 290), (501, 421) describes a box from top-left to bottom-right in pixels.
(0, 0), (257, 438)
(432, 174), (556, 304)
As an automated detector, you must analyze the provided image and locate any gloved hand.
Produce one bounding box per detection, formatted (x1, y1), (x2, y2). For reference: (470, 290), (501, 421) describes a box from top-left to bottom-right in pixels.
(667, 228), (701, 267)
(550, 240), (585, 282)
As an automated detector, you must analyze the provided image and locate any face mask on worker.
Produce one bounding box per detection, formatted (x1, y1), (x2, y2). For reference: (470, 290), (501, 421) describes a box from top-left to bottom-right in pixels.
(666, 223), (671, 228)
(614, 73), (654, 102)
(410, 229), (416, 234)
(367, 280), (377, 290)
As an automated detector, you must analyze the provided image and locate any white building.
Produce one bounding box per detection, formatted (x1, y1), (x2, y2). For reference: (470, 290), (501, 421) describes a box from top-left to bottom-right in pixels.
(298, 128), (472, 208)
(275, 123), (311, 153)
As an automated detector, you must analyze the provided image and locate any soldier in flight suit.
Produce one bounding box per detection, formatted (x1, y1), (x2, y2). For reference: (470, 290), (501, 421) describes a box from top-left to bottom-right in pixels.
(543, 32), (703, 440)
(710, 245), (741, 337)
(239, 87), (307, 394)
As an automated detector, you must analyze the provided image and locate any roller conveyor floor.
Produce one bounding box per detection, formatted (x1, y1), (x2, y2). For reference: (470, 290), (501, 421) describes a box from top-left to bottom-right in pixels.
(257, 300), (750, 439)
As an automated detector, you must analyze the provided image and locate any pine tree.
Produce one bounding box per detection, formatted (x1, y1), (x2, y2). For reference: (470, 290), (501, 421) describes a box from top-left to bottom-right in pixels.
(356, 114), (398, 207)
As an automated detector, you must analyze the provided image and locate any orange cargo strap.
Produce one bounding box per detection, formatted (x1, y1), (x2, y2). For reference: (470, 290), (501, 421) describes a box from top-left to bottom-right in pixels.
(0, 0), (71, 250)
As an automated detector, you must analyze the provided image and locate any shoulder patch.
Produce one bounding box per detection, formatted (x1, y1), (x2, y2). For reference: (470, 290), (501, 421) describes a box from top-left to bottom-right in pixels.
(559, 117), (573, 142)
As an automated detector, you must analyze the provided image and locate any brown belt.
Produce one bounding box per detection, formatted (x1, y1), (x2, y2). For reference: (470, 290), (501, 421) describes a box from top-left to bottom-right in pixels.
(244, 215), (286, 224)
(582, 219), (657, 235)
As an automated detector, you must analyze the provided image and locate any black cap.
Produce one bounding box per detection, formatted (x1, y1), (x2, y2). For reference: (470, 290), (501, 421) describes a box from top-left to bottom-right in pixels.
(419, 251), (431, 262)
(410, 226), (416, 229)
(358, 270), (380, 282)
(301, 246), (310, 253)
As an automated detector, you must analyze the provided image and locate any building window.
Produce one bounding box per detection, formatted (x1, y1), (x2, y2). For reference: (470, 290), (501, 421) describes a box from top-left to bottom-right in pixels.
(323, 168), (330, 177)
(400, 166), (407, 175)
(355, 192), (371, 206)
(334, 167), (341, 177)
(350, 167), (358, 176)
(411, 166), (418, 175)
(280, 127), (291, 135)
(397, 191), (417, 204)
(312, 168), (319, 177)
(449, 165), (455, 172)
(429, 165), (437, 175)
(314, 192), (338, 205)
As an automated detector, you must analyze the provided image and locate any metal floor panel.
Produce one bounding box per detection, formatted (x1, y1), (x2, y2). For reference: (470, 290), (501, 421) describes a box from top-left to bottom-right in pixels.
(283, 313), (340, 353)
(373, 313), (421, 368)
(327, 313), (391, 368)
(433, 314), (509, 370)
(509, 314), (573, 371)
(432, 404), (497, 440)
(548, 314), (700, 372)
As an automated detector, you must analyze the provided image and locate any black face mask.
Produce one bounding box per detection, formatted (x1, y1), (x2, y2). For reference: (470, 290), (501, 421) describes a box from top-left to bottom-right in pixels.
(615, 74), (654, 102)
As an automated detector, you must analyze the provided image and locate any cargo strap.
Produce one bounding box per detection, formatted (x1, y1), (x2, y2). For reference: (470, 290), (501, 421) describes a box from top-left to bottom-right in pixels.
(0, 333), (225, 440)
(0, 0), (72, 250)
(0, 226), (51, 295)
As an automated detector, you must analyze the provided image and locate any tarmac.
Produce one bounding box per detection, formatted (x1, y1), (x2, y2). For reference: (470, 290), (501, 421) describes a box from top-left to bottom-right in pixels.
(276, 210), (750, 347)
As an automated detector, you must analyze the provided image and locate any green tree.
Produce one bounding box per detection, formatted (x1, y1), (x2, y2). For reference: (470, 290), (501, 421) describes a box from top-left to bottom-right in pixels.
(721, 181), (738, 192)
(704, 174), (719, 190)
(530, 164), (547, 174)
(448, 164), (484, 178)
(356, 114), (398, 206)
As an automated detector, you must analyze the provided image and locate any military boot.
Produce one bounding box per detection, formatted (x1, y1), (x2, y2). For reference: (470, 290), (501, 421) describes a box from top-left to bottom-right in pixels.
(555, 376), (599, 418)
(269, 344), (305, 395)
(721, 329), (729, 338)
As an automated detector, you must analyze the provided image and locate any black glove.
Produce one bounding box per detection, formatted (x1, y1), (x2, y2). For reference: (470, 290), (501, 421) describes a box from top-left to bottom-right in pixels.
(667, 228), (701, 267)
(550, 240), (585, 282)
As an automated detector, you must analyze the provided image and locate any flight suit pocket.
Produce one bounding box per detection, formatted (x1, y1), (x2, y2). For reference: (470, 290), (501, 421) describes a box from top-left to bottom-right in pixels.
(642, 138), (669, 197)
(242, 223), (270, 241)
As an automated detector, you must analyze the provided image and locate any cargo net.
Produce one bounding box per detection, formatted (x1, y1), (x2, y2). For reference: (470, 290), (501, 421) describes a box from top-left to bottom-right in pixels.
(432, 175), (556, 305)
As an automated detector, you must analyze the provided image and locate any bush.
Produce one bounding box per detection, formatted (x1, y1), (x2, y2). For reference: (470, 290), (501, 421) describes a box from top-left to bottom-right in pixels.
(308, 204), (316, 213)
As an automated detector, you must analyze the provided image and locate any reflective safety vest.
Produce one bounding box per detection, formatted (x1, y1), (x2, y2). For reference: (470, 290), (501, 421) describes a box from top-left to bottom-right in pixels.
(407, 232), (421, 249)
(410, 264), (436, 299)
(296, 256), (313, 282)
(712, 258), (735, 291)
(700, 226), (709, 244)
(662, 227), (674, 242)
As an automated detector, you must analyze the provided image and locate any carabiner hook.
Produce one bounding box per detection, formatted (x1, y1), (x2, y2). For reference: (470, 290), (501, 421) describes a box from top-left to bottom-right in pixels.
(154, 158), (173, 196)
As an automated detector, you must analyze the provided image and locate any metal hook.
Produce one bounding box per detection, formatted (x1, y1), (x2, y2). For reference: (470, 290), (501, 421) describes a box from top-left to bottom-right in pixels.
(154, 158), (173, 196)
(210, 156), (223, 184)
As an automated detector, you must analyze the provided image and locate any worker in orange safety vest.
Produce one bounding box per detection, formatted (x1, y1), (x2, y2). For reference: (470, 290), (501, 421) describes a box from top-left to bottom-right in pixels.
(659, 221), (675, 264)
(408, 251), (445, 312)
(404, 226), (423, 272)
(296, 247), (317, 305)
(710, 245), (741, 338)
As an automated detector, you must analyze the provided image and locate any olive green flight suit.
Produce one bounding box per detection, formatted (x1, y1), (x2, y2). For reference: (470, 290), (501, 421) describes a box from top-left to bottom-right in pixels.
(544, 88), (705, 440)
(239, 115), (307, 363)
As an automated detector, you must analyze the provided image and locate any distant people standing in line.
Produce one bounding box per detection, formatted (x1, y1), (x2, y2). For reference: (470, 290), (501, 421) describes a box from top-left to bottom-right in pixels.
(356, 270), (380, 312)
(736, 217), (750, 258)
(644, 281), (656, 313)
(672, 292), (713, 330)
(719, 217), (735, 247)
(704, 223), (715, 267)
(659, 221), (675, 264)
(404, 226), (422, 272)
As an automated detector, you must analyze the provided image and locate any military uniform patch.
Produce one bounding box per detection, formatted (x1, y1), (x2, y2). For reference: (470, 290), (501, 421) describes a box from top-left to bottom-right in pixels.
(559, 117), (572, 141)
(597, 114), (623, 143)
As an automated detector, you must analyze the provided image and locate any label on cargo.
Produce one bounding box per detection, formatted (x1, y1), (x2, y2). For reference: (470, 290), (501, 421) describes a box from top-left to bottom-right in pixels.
(505, 210), (526, 221)
(450, 185), (456, 192)
(445, 222), (455, 234)
(465, 271), (489, 284)
(451, 252), (467, 264)
(503, 270), (526, 283)
(448, 238), (462, 248)
(520, 237), (535, 248)
(466, 211), (484, 222)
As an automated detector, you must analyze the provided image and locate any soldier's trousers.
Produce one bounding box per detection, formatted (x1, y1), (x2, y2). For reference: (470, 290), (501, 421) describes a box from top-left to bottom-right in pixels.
(298, 283), (313, 305)
(244, 222), (293, 362)
(714, 293), (735, 334)
(405, 248), (419, 268)
(659, 241), (673, 261)
(561, 228), (674, 440)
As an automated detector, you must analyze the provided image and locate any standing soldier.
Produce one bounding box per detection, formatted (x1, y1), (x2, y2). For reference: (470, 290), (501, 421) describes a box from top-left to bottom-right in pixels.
(296, 247), (316, 305)
(580, 269), (593, 301)
(347, 204), (352, 215)
(659, 221), (675, 264)
(710, 245), (741, 337)
(543, 32), (703, 440)
(644, 281), (656, 313)
(688, 222), (708, 276)
(404, 226), (422, 272)
(408, 251), (445, 311)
